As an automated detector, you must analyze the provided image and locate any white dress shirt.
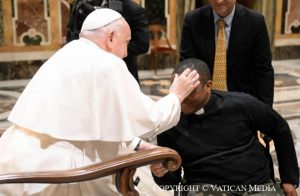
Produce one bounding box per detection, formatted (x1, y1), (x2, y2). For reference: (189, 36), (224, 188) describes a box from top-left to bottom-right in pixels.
(213, 6), (235, 49)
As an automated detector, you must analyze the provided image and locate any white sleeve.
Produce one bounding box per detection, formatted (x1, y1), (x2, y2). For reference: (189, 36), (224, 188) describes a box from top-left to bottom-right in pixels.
(137, 93), (181, 139)
(127, 137), (142, 151)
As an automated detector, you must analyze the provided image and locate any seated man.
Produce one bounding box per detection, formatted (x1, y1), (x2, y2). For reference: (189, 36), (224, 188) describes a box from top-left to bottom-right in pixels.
(151, 58), (299, 196)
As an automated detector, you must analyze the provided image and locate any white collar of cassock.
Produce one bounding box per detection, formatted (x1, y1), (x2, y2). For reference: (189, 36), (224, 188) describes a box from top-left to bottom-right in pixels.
(195, 108), (205, 115)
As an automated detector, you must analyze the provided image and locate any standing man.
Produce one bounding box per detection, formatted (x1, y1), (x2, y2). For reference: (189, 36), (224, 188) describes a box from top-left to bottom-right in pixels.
(180, 0), (274, 106)
(67, 0), (150, 83)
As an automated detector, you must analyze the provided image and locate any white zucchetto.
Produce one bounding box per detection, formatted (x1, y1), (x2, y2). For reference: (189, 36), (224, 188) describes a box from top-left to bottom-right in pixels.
(80, 8), (122, 32)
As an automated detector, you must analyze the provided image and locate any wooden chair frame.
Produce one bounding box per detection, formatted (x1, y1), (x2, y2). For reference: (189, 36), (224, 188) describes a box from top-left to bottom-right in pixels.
(0, 147), (181, 196)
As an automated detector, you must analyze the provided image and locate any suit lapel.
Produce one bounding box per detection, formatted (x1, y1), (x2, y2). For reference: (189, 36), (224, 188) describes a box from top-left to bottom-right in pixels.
(203, 6), (215, 68)
(227, 4), (247, 69)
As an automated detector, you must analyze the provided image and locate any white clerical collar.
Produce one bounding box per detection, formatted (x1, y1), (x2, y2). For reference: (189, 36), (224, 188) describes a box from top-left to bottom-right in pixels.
(195, 108), (205, 115)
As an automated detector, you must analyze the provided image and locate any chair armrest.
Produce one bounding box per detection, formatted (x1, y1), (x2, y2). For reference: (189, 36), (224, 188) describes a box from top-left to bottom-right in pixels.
(0, 147), (181, 195)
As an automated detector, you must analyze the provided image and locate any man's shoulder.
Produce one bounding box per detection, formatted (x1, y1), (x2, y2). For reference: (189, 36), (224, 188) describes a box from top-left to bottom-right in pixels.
(215, 91), (259, 106)
(235, 3), (264, 20)
(226, 91), (257, 100)
(74, 39), (125, 66)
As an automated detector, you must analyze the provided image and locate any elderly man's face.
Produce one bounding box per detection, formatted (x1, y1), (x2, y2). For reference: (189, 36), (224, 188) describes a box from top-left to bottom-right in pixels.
(111, 19), (131, 59)
(209, 0), (236, 17)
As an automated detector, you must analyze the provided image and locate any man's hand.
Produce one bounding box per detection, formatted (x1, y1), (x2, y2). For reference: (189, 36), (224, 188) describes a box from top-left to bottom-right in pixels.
(282, 183), (298, 196)
(150, 163), (169, 177)
(169, 69), (200, 103)
(138, 140), (157, 150)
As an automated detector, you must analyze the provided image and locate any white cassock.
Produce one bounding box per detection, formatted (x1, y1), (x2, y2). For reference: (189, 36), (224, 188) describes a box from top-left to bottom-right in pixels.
(0, 38), (181, 196)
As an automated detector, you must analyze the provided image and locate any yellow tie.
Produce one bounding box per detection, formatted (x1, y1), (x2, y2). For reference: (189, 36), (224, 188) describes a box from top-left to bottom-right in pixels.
(212, 18), (227, 90)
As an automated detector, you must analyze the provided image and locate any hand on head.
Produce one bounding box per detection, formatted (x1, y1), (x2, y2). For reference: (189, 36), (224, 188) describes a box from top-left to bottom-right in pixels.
(169, 68), (200, 103)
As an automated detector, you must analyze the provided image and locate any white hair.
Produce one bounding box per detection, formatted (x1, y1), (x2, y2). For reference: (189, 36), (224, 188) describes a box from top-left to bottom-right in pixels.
(79, 18), (123, 38)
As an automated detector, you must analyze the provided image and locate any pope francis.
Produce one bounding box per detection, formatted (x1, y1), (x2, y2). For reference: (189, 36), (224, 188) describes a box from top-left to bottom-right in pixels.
(0, 8), (200, 196)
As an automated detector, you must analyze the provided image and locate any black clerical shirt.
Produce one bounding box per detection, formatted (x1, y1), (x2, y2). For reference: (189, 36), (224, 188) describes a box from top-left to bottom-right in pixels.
(153, 91), (299, 187)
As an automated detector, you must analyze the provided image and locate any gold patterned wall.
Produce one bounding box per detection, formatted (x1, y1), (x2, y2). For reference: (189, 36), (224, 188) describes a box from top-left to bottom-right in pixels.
(13, 0), (50, 46)
(0, 0), (177, 58)
(0, 0), (70, 56)
(0, 0), (178, 79)
(0, 0), (71, 80)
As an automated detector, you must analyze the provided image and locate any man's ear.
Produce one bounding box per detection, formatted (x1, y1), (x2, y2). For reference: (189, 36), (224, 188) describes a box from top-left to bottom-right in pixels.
(206, 80), (213, 89)
(106, 30), (115, 49)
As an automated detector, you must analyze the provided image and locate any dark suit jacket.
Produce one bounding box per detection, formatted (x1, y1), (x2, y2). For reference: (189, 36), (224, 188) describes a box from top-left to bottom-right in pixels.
(122, 0), (150, 83)
(180, 4), (274, 106)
